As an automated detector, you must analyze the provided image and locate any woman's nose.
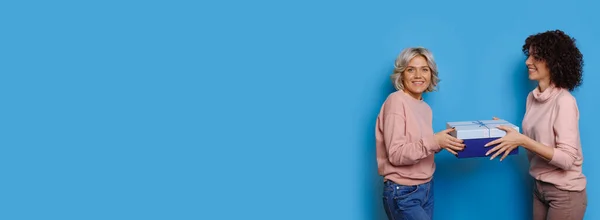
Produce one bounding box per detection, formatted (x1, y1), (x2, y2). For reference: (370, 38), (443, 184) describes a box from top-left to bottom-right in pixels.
(525, 56), (533, 65)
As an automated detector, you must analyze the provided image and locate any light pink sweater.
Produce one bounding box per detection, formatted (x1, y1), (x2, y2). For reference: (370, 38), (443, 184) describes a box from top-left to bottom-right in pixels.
(375, 91), (441, 186)
(523, 85), (586, 191)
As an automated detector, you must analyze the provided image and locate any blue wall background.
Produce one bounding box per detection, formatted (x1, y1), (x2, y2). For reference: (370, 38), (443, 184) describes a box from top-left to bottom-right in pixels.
(1, 0), (598, 219)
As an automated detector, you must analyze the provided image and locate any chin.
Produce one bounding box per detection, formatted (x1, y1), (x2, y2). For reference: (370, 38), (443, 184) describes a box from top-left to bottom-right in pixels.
(408, 88), (426, 94)
(528, 75), (539, 81)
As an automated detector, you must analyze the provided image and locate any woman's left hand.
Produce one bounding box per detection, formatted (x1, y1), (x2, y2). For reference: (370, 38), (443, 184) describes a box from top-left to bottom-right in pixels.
(484, 125), (525, 161)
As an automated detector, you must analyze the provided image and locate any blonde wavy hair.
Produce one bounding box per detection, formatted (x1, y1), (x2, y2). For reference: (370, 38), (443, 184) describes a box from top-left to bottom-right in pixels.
(390, 47), (440, 92)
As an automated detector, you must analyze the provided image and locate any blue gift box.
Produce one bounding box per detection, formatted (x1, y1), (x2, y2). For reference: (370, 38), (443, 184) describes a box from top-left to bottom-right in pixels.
(445, 120), (520, 158)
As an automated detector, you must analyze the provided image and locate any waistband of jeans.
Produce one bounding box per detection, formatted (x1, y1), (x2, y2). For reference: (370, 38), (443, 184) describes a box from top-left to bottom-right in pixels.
(384, 179), (431, 187)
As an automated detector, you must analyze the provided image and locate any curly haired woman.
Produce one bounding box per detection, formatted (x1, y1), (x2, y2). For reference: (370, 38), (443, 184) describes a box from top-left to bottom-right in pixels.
(485, 30), (587, 220)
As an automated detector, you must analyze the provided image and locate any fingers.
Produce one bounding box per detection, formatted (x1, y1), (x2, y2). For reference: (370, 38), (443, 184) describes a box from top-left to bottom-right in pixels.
(492, 116), (500, 120)
(500, 148), (514, 161)
(484, 138), (502, 147)
(446, 141), (465, 151)
(489, 144), (506, 160)
(446, 145), (463, 151)
(448, 135), (464, 144)
(441, 127), (456, 134)
(490, 144), (518, 160)
(440, 135), (464, 151)
(497, 125), (517, 133)
(496, 125), (509, 131)
(445, 148), (458, 156)
(485, 143), (503, 156)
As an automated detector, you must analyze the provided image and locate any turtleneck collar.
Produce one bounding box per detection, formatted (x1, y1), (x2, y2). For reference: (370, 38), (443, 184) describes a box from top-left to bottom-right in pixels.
(532, 84), (561, 103)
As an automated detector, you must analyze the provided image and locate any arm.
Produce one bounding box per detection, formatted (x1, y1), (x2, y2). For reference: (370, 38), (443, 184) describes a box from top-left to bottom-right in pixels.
(383, 113), (441, 166)
(487, 93), (557, 161)
(521, 137), (554, 161)
(522, 95), (581, 169)
(549, 95), (581, 170)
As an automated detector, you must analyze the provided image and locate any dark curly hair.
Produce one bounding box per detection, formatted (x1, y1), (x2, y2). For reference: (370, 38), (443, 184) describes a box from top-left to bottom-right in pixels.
(522, 29), (584, 91)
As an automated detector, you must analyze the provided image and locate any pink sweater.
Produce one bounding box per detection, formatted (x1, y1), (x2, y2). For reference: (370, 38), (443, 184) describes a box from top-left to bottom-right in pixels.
(523, 85), (586, 191)
(375, 91), (441, 186)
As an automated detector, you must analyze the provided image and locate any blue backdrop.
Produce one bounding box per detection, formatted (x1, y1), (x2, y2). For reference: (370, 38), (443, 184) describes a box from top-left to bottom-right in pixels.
(1, 0), (598, 219)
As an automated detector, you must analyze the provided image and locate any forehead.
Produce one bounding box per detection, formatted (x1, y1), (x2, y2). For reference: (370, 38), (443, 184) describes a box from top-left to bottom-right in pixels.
(407, 56), (429, 67)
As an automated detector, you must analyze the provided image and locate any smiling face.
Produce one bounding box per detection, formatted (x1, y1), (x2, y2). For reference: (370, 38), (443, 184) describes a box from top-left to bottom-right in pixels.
(525, 46), (551, 82)
(402, 55), (432, 100)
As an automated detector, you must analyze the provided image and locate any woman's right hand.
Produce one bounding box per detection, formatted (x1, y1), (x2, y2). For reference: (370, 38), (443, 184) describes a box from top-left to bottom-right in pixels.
(434, 128), (465, 155)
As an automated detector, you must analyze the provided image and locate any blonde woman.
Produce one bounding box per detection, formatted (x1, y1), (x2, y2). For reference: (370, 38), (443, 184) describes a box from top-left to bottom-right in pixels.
(375, 47), (464, 220)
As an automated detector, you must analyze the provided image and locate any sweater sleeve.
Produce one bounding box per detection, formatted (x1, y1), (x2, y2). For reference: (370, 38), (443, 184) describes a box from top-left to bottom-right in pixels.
(549, 95), (582, 170)
(382, 98), (441, 166)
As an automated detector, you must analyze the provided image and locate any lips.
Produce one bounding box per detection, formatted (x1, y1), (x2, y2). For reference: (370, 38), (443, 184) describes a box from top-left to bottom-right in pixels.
(527, 65), (537, 73)
(528, 68), (537, 74)
(412, 81), (424, 86)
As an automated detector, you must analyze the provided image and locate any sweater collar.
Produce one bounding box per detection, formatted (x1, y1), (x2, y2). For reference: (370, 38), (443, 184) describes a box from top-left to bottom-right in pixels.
(400, 90), (424, 103)
(532, 84), (561, 103)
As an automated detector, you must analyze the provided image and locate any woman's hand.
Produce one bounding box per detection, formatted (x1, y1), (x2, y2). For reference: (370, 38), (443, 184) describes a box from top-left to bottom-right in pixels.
(434, 128), (465, 156)
(484, 125), (525, 161)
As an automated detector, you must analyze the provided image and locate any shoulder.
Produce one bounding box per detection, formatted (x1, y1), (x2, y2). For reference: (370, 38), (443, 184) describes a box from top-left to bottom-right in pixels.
(526, 91), (535, 103)
(525, 91), (533, 103)
(381, 91), (407, 114)
(383, 91), (408, 104)
(555, 89), (577, 107)
(554, 89), (579, 115)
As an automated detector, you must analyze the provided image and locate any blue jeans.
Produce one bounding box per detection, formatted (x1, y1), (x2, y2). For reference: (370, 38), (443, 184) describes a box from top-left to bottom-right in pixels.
(382, 179), (434, 220)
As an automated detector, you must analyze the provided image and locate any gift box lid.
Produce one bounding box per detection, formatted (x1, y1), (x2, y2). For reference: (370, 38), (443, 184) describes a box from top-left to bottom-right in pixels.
(445, 119), (520, 139)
